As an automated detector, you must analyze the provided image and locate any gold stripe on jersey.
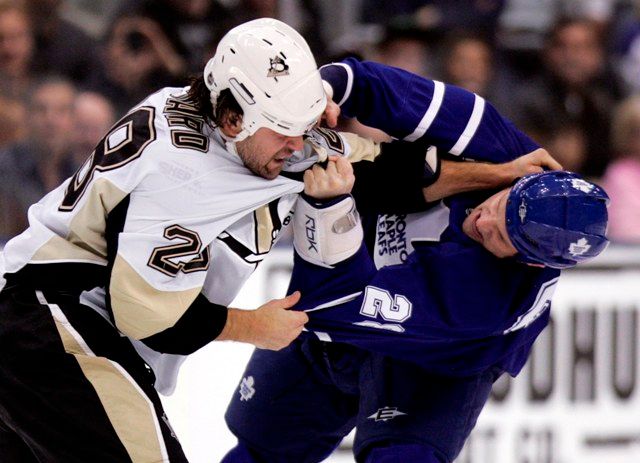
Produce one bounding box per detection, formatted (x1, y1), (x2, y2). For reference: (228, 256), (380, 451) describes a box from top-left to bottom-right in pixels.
(68, 178), (129, 258)
(340, 132), (381, 162)
(51, 320), (168, 462)
(254, 205), (275, 255)
(32, 234), (106, 264)
(31, 178), (128, 264)
(110, 255), (200, 339)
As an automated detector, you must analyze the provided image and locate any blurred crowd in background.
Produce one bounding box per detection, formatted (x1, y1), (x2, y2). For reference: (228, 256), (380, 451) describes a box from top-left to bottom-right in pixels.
(0, 0), (639, 244)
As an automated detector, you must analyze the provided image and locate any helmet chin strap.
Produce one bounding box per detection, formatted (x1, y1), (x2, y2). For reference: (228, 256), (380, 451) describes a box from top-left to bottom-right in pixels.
(210, 90), (252, 153)
(216, 126), (251, 156)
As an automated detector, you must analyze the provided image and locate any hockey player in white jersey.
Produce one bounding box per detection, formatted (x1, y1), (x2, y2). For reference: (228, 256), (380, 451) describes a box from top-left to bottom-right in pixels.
(0, 18), (340, 462)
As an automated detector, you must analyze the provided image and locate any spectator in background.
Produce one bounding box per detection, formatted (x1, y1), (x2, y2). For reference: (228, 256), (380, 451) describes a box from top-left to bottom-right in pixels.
(561, 0), (616, 30)
(438, 30), (518, 114)
(70, 91), (116, 169)
(521, 112), (587, 173)
(229, 0), (328, 63)
(86, 14), (186, 116)
(611, 0), (640, 95)
(496, 0), (615, 79)
(440, 31), (495, 95)
(23, 0), (100, 87)
(0, 1), (35, 98)
(495, 0), (556, 78)
(0, 95), (26, 150)
(0, 77), (76, 238)
(509, 17), (619, 178)
(325, 26), (434, 144)
(373, 25), (433, 77)
(360, 0), (505, 40)
(602, 95), (640, 243)
(115, 0), (232, 74)
(543, 121), (586, 173)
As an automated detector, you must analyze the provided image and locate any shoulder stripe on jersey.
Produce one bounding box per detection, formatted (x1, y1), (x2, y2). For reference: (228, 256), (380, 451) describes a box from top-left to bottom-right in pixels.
(404, 80), (445, 142)
(333, 62), (354, 106)
(449, 94), (485, 156)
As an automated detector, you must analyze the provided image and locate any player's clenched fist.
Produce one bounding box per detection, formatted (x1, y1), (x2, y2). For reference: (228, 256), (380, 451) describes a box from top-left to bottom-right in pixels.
(507, 148), (563, 178)
(304, 155), (355, 199)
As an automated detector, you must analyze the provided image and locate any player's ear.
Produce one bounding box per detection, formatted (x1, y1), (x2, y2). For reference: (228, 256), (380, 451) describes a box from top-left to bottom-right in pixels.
(220, 111), (243, 137)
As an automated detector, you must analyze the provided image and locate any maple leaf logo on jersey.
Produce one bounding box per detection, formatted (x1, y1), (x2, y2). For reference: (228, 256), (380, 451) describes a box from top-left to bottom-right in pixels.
(568, 238), (591, 256)
(368, 406), (407, 422)
(267, 56), (289, 77)
(239, 376), (256, 401)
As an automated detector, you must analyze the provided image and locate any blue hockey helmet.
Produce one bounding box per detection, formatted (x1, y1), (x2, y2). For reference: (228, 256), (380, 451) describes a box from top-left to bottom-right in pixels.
(505, 171), (610, 269)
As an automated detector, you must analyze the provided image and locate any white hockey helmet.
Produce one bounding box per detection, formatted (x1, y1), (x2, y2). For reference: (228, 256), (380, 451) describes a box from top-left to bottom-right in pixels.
(204, 18), (326, 141)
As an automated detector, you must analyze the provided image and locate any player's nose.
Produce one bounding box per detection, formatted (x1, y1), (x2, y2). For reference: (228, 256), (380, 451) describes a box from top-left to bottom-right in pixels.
(476, 214), (496, 239)
(286, 136), (304, 151)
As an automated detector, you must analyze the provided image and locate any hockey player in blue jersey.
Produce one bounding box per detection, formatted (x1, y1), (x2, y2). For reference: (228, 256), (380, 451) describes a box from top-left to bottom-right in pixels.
(224, 168), (609, 463)
(222, 59), (610, 463)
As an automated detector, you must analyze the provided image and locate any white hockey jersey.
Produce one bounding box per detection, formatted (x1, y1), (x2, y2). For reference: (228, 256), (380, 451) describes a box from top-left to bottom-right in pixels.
(1, 87), (377, 381)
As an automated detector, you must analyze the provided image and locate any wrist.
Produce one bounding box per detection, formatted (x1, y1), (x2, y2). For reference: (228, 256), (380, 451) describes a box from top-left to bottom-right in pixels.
(490, 161), (518, 186)
(217, 308), (253, 344)
(300, 192), (349, 206)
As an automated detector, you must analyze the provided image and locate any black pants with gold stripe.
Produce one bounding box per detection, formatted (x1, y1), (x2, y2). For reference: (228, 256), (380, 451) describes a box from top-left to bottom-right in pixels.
(0, 287), (188, 462)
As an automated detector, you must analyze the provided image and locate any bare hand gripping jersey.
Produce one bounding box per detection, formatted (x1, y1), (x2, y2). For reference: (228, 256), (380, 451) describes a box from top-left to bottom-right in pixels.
(0, 87), (360, 361)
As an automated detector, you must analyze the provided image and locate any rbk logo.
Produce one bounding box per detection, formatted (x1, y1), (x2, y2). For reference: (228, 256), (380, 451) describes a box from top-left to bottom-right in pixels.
(305, 215), (318, 252)
(368, 406), (407, 422)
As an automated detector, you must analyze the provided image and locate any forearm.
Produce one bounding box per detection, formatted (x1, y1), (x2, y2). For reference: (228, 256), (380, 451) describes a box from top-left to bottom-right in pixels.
(423, 160), (514, 202)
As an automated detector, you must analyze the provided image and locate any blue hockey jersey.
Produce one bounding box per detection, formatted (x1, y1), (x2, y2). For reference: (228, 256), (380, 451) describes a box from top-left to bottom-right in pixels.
(289, 193), (560, 377)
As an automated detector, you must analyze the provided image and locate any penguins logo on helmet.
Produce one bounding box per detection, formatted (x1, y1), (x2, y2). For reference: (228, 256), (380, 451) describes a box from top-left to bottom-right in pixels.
(267, 56), (290, 78)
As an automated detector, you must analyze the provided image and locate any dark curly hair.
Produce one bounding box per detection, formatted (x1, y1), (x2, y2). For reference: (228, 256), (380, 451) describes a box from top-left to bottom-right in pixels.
(186, 75), (243, 128)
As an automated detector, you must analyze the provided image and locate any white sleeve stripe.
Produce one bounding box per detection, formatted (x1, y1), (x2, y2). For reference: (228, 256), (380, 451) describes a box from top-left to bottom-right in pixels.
(449, 94), (485, 156)
(332, 62), (354, 107)
(403, 80), (445, 142)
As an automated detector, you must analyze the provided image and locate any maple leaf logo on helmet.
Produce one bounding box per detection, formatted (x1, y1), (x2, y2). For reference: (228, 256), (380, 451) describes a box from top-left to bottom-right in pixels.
(568, 238), (591, 257)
